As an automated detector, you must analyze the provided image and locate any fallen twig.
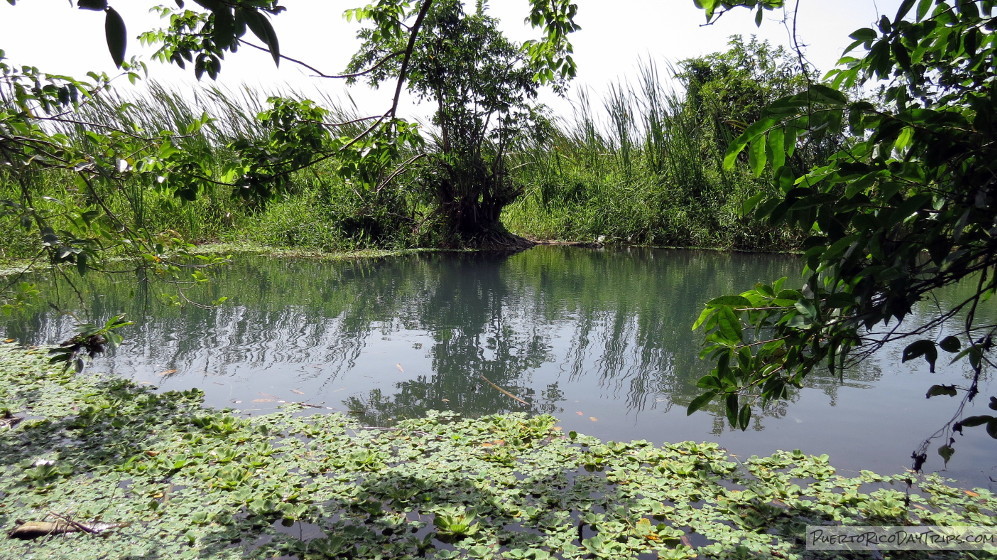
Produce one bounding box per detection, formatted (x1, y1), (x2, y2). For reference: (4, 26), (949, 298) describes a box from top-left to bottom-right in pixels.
(7, 513), (129, 539)
(479, 375), (529, 406)
(288, 401), (327, 409)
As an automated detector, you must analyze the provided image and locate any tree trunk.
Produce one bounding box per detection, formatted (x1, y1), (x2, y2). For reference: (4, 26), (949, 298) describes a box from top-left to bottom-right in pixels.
(440, 192), (533, 250)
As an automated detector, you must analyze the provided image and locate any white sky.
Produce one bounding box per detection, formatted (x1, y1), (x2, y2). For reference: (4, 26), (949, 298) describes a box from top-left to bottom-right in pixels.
(0, 0), (901, 119)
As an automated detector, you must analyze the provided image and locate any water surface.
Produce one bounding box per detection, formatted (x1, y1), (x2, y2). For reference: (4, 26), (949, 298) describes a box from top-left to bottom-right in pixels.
(3, 246), (994, 488)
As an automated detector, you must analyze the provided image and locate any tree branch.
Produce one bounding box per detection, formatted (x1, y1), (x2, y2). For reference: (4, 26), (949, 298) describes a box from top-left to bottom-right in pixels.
(238, 39), (407, 80)
(389, 0), (434, 119)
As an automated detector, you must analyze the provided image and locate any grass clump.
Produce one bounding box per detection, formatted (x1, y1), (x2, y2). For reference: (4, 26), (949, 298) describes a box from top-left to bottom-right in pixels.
(504, 39), (828, 250)
(0, 341), (993, 559)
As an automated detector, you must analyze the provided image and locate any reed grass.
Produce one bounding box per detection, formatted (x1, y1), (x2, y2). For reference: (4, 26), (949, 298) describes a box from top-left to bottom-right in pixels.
(504, 58), (800, 250)
(2, 57), (804, 260)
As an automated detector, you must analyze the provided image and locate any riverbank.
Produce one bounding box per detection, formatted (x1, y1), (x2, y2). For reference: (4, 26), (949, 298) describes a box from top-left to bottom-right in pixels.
(0, 342), (993, 559)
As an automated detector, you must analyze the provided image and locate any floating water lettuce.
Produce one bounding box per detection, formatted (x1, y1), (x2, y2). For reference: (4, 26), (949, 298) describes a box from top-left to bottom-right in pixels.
(0, 342), (993, 559)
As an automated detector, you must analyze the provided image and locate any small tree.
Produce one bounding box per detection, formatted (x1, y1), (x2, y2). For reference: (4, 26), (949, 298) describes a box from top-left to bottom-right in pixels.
(347, 0), (558, 248)
(669, 36), (826, 246)
(676, 36), (816, 153)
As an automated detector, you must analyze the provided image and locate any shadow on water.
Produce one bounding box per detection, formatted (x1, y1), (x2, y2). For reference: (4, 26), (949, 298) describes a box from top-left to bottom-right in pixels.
(1, 246), (994, 488)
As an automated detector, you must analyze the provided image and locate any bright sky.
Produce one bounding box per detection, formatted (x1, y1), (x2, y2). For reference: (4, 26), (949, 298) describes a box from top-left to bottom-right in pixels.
(0, 0), (902, 119)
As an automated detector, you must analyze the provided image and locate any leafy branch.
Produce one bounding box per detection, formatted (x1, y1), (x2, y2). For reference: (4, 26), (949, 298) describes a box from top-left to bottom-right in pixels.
(690, 0), (997, 473)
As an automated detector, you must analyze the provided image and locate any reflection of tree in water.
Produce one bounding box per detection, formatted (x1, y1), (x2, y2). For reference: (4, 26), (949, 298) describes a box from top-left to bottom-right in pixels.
(347, 253), (563, 426)
(514, 249), (811, 415)
(2, 258), (423, 386)
(348, 248), (838, 430)
(0, 246), (924, 434)
(798, 282), (987, 409)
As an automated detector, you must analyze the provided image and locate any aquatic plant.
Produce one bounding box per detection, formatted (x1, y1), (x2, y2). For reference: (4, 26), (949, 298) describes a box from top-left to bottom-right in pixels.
(0, 341), (993, 559)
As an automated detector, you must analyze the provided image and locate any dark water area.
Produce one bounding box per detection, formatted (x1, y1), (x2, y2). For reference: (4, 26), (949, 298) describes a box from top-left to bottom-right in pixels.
(2, 246), (994, 489)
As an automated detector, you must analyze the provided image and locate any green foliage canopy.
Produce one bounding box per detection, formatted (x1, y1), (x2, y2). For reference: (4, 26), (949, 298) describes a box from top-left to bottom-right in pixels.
(690, 0), (997, 466)
(676, 36), (814, 144)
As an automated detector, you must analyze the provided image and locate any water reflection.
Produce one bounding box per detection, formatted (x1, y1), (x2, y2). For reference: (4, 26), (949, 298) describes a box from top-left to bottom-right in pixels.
(2, 246), (993, 487)
(3, 248), (810, 418)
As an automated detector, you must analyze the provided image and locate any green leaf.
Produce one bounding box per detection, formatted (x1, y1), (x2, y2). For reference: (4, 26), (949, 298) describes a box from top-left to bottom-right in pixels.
(691, 306), (715, 331)
(956, 0), (980, 18)
(706, 295), (752, 307)
(105, 7), (127, 68)
(725, 393), (738, 427)
(748, 135), (767, 177)
(783, 124), (799, 157)
(687, 391), (716, 415)
(211, 7), (237, 49)
(822, 235), (857, 262)
(925, 384), (958, 398)
(768, 127), (786, 171)
(242, 8), (280, 66)
(724, 116), (779, 170)
(808, 84), (849, 106)
(849, 27), (878, 43)
(737, 404), (751, 429)
(697, 375), (723, 391)
(774, 165), (795, 194)
(895, 0), (916, 20)
(878, 14), (892, 33)
(694, 0), (721, 21)
(743, 192), (766, 215)
(901, 339), (938, 372)
(716, 306), (742, 342)
(894, 126), (914, 152)
(793, 300), (816, 319)
(939, 336), (960, 353)
(868, 39), (893, 78)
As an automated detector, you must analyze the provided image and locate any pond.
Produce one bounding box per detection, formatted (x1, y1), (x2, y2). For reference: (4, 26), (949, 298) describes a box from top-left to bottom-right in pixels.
(2, 246), (994, 489)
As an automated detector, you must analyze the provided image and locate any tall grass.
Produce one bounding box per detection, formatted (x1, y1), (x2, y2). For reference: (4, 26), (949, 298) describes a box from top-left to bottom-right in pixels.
(0, 82), (416, 257)
(504, 58), (801, 250)
(1, 58), (804, 261)
(603, 82), (636, 179)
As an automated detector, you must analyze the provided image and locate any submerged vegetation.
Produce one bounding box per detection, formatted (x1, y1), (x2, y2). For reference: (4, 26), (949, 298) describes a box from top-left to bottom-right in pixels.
(1, 342), (994, 559)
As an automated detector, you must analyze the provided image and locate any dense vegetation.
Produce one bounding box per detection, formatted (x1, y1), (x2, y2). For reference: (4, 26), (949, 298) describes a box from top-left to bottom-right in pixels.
(689, 0), (997, 471)
(505, 36), (831, 249)
(346, 0), (555, 248)
(0, 35), (814, 266)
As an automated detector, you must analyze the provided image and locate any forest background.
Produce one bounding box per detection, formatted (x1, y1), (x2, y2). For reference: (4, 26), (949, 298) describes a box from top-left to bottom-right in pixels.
(0, 0), (897, 256)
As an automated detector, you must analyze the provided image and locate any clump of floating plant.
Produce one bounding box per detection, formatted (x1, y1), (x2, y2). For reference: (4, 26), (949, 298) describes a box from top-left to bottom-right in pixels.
(0, 341), (993, 559)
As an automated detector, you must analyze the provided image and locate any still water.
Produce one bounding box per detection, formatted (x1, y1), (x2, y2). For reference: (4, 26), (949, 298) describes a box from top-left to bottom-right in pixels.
(3, 246), (994, 488)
